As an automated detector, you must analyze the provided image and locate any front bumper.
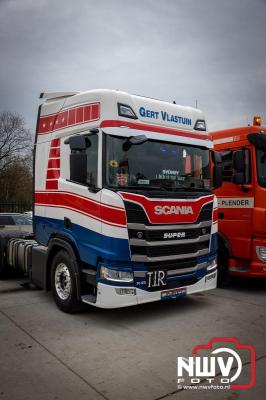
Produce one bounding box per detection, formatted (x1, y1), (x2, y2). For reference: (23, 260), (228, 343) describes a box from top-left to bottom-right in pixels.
(82, 269), (217, 309)
(229, 262), (266, 278)
(228, 238), (266, 278)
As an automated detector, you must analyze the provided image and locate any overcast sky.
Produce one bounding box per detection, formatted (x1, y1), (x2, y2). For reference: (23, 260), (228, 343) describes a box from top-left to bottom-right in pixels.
(0, 0), (265, 133)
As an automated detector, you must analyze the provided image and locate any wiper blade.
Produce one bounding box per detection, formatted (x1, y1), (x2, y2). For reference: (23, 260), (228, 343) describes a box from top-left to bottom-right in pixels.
(119, 185), (168, 191)
(158, 184), (209, 192)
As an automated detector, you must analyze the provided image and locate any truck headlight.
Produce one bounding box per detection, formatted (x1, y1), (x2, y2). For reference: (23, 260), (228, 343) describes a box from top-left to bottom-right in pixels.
(100, 266), (133, 282)
(256, 246), (266, 262)
(206, 258), (217, 271)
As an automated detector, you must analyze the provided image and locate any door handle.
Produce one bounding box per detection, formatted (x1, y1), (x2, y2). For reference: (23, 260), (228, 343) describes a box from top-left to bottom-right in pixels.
(64, 217), (72, 229)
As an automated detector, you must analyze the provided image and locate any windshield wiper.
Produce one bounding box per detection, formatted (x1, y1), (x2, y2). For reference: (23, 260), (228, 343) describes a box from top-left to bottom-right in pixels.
(151, 178), (209, 192)
(118, 185), (168, 191)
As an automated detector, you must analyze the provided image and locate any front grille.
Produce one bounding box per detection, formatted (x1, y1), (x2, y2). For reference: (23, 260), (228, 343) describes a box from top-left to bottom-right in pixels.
(144, 258), (197, 272)
(125, 198), (213, 262)
(129, 226), (211, 241)
(131, 240), (209, 258)
(197, 204), (213, 222)
(125, 201), (213, 225)
(124, 201), (149, 224)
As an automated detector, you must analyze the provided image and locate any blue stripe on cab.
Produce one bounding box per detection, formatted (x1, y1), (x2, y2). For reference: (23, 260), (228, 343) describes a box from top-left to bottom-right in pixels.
(34, 216), (131, 266)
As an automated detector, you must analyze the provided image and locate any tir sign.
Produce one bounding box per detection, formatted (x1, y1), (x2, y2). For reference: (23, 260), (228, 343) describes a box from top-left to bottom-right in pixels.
(146, 270), (167, 289)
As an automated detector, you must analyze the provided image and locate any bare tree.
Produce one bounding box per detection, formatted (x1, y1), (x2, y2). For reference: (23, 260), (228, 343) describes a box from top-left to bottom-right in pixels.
(0, 157), (33, 204)
(0, 111), (32, 171)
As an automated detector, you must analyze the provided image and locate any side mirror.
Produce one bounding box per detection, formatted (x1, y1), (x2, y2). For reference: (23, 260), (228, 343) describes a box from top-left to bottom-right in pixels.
(123, 135), (148, 151)
(65, 133), (93, 184)
(232, 150), (245, 172)
(232, 172), (245, 184)
(248, 132), (266, 151)
(64, 134), (92, 150)
(70, 153), (87, 184)
(232, 149), (249, 185)
(212, 151), (223, 189)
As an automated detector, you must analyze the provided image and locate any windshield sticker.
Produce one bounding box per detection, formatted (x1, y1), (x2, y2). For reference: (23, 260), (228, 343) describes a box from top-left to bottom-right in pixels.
(116, 173), (128, 186)
(162, 170), (179, 176)
(109, 160), (119, 168)
(156, 170), (185, 181)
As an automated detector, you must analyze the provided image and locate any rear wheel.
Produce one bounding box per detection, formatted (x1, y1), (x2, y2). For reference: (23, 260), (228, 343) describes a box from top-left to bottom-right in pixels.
(51, 250), (82, 313)
(0, 262), (7, 279)
(0, 239), (8, 278)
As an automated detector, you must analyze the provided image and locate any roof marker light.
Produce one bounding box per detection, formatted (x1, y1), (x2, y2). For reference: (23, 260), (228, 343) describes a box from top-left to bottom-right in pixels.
(253, 116), (262, 126)
(118, 103), (138, 119)
(194, 119), (206, 131)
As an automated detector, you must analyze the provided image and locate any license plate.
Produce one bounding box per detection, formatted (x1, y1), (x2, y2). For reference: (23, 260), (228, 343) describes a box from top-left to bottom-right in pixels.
(146, 270), (167, 290)
(161, 287), (187, 300)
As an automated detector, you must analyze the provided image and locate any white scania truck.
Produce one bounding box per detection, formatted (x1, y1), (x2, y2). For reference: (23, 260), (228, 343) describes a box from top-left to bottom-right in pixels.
(0, 90), (222, 312)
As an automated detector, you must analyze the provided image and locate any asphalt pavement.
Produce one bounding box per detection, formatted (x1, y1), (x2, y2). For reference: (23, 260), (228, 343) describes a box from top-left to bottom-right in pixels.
(0, 277), (265, 400)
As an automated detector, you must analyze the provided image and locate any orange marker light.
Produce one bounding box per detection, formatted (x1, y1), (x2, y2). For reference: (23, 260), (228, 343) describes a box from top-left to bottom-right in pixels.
(253, 116), (262, 126)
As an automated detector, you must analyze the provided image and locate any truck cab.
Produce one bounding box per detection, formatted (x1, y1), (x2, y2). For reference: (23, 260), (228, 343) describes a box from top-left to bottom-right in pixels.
(5, 89), (219, 312)
(211, 117), (266, 283)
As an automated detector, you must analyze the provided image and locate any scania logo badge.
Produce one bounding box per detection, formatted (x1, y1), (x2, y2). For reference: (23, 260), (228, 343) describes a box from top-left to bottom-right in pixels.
(137, 232), (143, 239)
(154, 205), (194, 215)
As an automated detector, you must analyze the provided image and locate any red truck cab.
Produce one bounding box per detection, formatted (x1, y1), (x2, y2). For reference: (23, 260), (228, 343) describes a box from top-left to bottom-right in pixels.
(211, 117), (266, 283)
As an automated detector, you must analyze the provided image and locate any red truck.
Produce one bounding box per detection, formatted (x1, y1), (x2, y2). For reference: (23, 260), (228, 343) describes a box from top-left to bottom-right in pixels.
(211, 117), (266, 284)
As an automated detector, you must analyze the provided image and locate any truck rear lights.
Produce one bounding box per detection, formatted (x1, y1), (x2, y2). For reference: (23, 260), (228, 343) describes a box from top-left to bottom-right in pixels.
(194, 119), (206, 131)
(206, 258), (217, 271)
(118, 103), (138, 119)
(100, 266), (133, 282)
(256, 246), (266, 262)
(115, 288), (136, 295)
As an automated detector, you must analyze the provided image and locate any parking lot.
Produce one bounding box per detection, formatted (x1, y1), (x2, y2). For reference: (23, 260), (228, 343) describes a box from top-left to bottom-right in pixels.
(0, 277), (265, 400)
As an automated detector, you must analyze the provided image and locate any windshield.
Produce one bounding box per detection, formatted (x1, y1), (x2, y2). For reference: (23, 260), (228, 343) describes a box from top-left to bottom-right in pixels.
(256, 149), (266, 188)
(105, 134), (211, 191)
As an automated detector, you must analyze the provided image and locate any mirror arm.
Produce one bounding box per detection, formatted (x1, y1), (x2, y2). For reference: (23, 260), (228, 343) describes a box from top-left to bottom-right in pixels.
(88, 185), (101, 193)
(241, 184), (252, 192)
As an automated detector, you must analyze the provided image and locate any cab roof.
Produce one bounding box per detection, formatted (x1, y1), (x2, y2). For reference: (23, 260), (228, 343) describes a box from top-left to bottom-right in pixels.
(211, 125), (266, 147)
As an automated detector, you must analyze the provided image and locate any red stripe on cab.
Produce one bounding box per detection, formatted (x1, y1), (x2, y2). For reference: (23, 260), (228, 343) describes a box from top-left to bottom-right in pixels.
(35, 192), (127, 227)
(46, 169), (60, 179)
(100, 120), (211, 141)
(48, 158), (60, 169)
(45, 180), (59, 190)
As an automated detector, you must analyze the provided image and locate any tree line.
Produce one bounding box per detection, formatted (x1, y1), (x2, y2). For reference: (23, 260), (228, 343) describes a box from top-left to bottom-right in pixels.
(0, 111), (33, 208)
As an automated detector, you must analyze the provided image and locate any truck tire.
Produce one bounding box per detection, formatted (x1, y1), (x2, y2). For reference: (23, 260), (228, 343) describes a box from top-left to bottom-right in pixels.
(0, 236), (7, 278)
(51, 250), (82, 313)
(217, 243), (231, 287)
(0, 261), (7, 279)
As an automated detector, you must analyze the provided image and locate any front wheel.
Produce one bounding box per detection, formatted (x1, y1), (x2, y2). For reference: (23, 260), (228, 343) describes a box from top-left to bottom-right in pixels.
(51, 250), (82, 313)
(217, 244), (231, 287)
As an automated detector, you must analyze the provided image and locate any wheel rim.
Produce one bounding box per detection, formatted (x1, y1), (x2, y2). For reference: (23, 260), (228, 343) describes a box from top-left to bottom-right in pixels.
(54, 263), (71, 300)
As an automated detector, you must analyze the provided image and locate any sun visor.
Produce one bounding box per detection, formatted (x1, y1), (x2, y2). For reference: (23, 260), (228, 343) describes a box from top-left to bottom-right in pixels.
(102, 127), (213, 149)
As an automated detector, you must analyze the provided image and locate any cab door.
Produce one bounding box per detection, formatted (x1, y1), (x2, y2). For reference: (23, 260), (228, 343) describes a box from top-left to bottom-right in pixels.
(215, 147), (254, 261)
